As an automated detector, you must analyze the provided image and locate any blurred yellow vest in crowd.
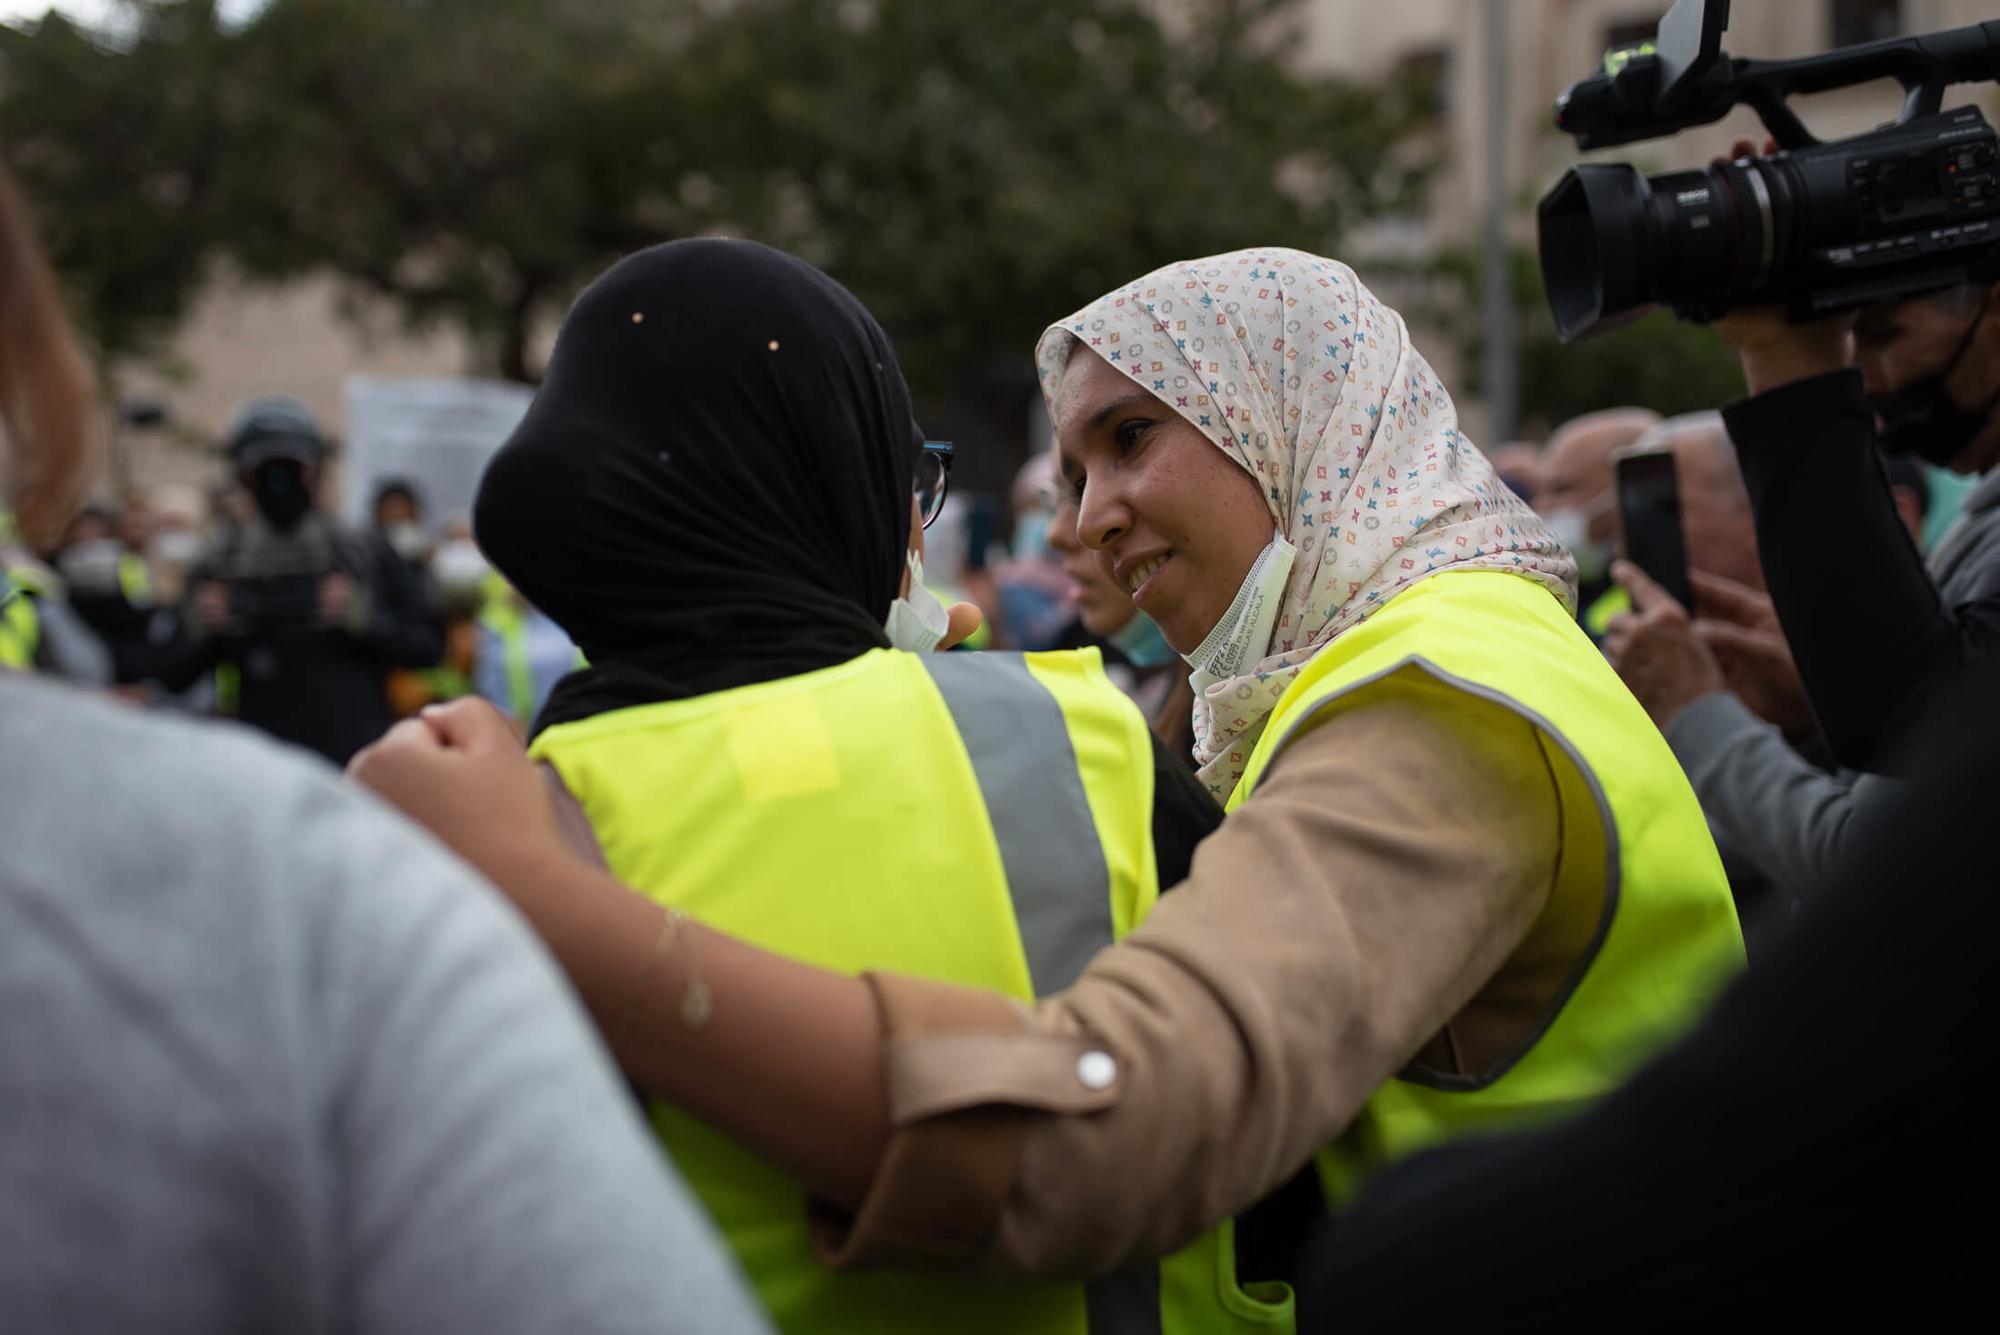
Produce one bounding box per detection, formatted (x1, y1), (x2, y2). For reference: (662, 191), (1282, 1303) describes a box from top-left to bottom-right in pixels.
(0, 573), (41, 670)
(534, 647), (1298, 1335)
(1227, 569), (1745, 1205)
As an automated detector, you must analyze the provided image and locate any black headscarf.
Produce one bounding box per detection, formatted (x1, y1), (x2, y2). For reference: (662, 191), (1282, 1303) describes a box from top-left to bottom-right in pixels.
(473, 239), (917, 734)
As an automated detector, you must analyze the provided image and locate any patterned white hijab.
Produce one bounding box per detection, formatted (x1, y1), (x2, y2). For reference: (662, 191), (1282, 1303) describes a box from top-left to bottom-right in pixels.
(1036, 247), (1576, 801)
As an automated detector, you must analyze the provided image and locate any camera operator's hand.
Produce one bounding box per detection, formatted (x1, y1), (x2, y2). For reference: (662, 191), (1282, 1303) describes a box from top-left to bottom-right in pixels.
(1688, 571), (1817, 742)
(1713, 307), (1855, 396)
(347, 698), (572, 893)
(1707, 137), (1856, 395)
(1604, 560), (1726, 729)
(193, 580), (233, 635)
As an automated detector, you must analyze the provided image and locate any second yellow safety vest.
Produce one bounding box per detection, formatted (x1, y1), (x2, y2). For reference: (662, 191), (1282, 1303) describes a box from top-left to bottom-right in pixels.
(0, 575), (39, 670)
(534, 647), (1295, 1335)
(1224, 570), (1744, 1206)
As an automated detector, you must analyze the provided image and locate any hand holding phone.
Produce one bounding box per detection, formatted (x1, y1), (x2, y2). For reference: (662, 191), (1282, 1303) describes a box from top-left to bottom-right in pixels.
(1614, 447), (1693, 610)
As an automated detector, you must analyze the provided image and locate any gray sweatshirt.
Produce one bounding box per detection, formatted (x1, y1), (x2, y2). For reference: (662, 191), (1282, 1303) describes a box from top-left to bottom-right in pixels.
(0, 673), (768, 1335)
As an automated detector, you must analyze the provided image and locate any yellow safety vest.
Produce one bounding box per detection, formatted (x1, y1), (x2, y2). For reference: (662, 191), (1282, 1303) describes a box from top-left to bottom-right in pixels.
(117, 552), (154, 608)
(475, 590), (538, 726)
(1226, 570), (1744, 1205)
(0, 578), (39, 670)
(534, 647), (1295, 1335)
(1581, 584), (1631, 639)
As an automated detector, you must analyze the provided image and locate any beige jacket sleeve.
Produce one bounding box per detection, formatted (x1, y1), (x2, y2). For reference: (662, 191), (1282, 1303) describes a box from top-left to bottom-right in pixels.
(815, 665), (1582, 1279)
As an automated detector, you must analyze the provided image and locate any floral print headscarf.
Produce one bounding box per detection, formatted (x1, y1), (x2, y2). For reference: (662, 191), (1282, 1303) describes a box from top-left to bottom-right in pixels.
(1037, 248), (1576, 801)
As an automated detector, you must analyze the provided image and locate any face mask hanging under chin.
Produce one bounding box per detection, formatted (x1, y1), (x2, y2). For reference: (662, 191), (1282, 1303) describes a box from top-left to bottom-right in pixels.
(1183, 532), (1296, 691)
(884, 548), (953, 653)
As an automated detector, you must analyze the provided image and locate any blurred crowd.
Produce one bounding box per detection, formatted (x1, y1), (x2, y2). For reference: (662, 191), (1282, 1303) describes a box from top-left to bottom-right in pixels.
(2, 396), (578, 764)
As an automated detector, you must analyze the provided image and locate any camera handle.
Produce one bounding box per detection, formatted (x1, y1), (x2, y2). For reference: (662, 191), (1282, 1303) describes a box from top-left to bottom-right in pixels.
(1558, 0), (2000, 152)
(1724, 22), (2000, 151)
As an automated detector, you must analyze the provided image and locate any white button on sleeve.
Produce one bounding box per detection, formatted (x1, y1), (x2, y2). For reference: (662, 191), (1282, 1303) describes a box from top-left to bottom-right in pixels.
(1076, 1050), (1118, 1091)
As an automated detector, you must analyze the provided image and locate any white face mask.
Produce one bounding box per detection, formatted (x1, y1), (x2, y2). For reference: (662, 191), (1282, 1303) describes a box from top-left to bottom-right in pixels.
(1543, 508), (1611, 586)
(149, 530), (201, 569)
(429, 539), (491, 598)
(884, 548), (952, 653)
(57, 538), (123, 597)
(385, 522), (428, 561)
(1184, 532), (1296, 687)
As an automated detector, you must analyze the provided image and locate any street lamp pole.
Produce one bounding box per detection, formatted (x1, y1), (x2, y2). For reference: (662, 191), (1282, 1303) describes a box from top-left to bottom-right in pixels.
(1481, 0), (1519, 443)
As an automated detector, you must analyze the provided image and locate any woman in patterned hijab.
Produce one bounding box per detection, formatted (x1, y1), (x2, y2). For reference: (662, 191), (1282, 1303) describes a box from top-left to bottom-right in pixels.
(355, 246), (1741, 1310)
(1036, 247), (1575, 797)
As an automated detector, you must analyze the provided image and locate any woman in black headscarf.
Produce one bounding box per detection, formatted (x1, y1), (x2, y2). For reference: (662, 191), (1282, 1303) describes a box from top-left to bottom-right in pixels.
(460, 238), (1221, 1332)
(477, 238), (959, 725)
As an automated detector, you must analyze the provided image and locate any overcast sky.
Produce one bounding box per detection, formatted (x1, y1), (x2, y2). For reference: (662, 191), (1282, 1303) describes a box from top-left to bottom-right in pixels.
(0, 2), (264, 29)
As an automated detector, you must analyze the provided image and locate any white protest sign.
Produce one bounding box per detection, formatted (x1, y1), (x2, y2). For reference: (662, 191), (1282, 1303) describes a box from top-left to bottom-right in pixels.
(340, 375), (535, 534)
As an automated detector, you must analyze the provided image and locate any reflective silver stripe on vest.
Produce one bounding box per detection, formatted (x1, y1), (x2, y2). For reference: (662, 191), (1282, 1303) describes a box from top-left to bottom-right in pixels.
(919, 653), (1162, 1335)
(919, 653), (1113, 994)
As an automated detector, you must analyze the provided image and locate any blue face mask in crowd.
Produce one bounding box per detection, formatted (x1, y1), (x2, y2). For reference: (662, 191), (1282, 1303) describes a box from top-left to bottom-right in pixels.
(1012, 512), (1052, 562)
(1108, 609), (1176, 669)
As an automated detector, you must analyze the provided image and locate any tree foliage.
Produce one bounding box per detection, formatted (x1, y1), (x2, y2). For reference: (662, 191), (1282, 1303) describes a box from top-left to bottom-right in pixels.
(1425, 244), (1750, 437)
(218, 0), (694, 382)
(3, 0), (1431, 465)
(0, 1), (235, 363)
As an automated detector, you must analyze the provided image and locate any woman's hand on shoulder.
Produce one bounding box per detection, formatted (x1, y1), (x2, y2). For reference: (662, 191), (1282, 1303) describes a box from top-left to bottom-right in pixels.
(348, 698), (570, 888)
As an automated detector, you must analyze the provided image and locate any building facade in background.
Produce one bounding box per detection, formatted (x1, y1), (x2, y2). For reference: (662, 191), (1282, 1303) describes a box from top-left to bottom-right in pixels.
(118, 0), (1997, 489)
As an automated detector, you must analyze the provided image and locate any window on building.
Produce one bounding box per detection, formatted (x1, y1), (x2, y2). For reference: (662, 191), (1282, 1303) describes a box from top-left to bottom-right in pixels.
(1831, 0), (1901, 47)
(1604, 17), (1659, 53)
(1396, 47), (1449, 123)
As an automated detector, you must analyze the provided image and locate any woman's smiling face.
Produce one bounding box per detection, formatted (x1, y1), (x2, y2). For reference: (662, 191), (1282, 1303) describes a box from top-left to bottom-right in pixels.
(1051, 344), (1275, 654)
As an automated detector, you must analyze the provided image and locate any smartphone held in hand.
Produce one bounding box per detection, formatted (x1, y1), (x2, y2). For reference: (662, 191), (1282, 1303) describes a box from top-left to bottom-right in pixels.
(1615, 448), (1694, 610)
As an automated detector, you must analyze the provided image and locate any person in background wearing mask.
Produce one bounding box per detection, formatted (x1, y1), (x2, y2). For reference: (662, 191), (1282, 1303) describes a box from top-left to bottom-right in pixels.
(393, 521), (578, 728)
(1043, 478), (1197, 761)
(372, 477), (430, 571)
(1683, 141), (2000, 782)
(388, 517), (482, 716)
(991, 452), (1075, 652)
(1604, 402), (1984, 945)
(53, 502), (162, 688)
(158, 398), (444, 765)
(143, 483), (206, 604)
(1536, 407), (1660, 639)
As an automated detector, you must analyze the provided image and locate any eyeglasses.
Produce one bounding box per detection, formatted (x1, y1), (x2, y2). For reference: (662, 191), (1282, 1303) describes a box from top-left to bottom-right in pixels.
(915, 440), (954, 530)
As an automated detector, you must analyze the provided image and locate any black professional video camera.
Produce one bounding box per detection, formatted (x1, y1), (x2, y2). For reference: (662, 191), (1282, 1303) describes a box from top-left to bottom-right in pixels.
(1538, 0), (2000, 342)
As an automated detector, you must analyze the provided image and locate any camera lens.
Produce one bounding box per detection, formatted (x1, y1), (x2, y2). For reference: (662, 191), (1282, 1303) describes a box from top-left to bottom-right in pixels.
(1540, 160), (1777, 341)
(1538, 164), (1653, 342)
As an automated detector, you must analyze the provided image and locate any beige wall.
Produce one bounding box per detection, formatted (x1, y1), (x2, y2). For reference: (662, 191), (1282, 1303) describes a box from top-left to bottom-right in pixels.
(108, 271), (476, 500)
(1300, 0), (2000, 245)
